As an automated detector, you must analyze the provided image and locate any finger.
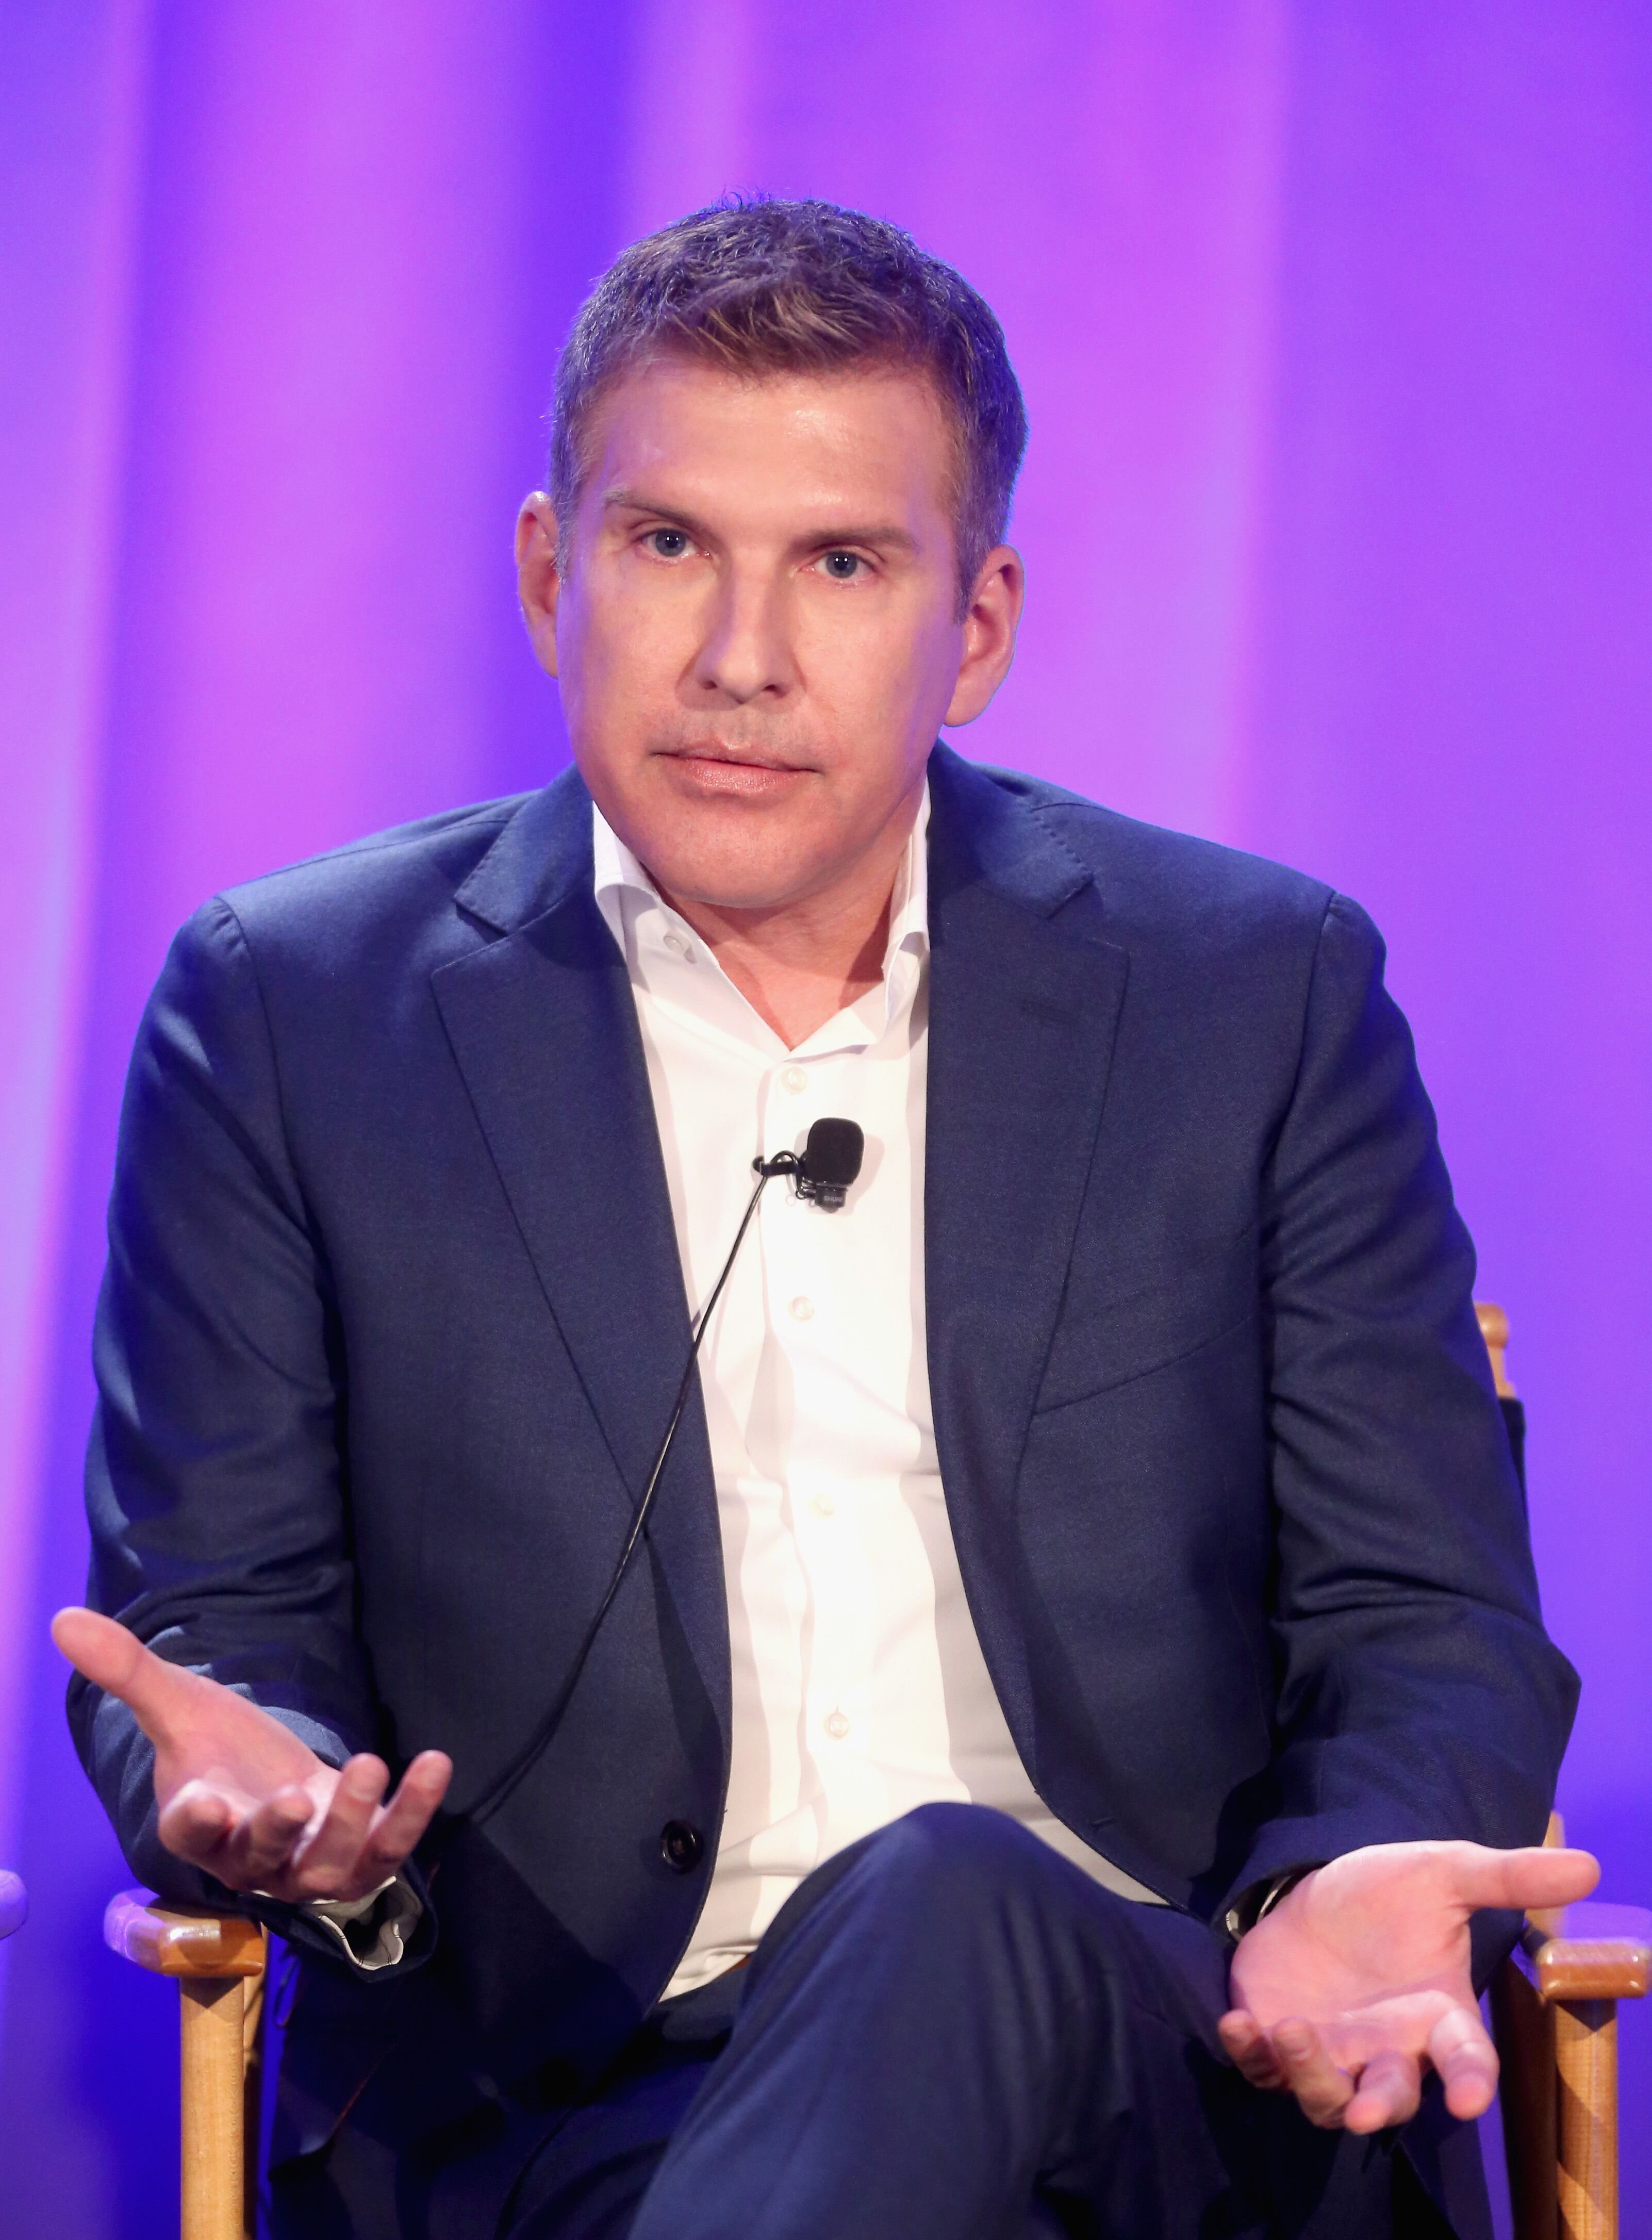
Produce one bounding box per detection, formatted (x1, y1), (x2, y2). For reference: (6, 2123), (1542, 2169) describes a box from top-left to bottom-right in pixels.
(1218, 2010), (1287, 2090)
(1428, 2001), (1500, 2121)
(1442, 1839), (1599, 1914)
(356, 1751), (453, 1877)
(156, 1780), (239, 1867)
(222, 1785), (317, 1884)
(289, 1757), (389, 1895)
(1271, 2019), (1355, 2129)
(1344, 2049), (1423, 2134)
(51, 1608), (190, 1742)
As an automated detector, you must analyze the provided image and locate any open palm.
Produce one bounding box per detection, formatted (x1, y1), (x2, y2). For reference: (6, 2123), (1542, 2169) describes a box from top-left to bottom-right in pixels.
(53, 1606), (451, 1904)
(1221, 1838), (1597, 2131)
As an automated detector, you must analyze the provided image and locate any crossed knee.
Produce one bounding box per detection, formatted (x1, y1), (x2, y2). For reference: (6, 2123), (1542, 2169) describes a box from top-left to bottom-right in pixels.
(847, 1803), (1095, 1930)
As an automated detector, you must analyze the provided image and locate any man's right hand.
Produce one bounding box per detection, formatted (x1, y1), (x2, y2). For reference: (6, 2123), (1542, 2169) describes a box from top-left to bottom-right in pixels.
(53, 1606), (452, 1904)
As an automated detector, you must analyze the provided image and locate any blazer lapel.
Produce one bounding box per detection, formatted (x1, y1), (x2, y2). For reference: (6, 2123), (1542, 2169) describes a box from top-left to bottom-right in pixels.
(431, 771), (729, 1708)
(923, 748), (1130, 1743)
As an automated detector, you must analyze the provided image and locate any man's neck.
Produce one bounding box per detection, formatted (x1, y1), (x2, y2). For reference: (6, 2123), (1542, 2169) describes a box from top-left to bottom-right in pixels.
(655, 877), (894, 1050)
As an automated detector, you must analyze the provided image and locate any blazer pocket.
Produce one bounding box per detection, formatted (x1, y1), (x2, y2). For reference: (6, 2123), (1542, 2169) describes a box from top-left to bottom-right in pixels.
(1034, 1229), (1259, 1412)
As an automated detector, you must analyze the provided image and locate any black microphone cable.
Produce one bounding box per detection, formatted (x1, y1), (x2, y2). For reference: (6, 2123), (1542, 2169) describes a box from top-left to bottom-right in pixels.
(464, 1116), (865, 1830)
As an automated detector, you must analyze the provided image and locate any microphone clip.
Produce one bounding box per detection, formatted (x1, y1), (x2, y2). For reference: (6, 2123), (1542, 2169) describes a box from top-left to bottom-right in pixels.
(755, 1147), (847, 1211)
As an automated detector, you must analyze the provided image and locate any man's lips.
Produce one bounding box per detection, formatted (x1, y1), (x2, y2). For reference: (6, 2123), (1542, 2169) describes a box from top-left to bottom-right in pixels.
(665, 745), (805, 771)
(658, 746), (814, 794)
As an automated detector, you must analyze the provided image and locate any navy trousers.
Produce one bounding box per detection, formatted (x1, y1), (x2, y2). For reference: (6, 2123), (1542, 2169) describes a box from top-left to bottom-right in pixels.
(499, 1804), (1442, 2240)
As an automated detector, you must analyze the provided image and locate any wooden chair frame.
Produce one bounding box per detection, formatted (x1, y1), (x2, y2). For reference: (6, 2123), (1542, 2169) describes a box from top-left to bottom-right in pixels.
(1491, 1879), (1650, 2240)
(104, 1895), (267, 2240)
(104, 1306), (1648, 2240)
(103, 1860), (1649, 2240)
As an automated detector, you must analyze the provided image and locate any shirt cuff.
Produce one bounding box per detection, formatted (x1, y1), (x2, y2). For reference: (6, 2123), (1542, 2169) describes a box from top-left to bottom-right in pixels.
(299, 1873), (424, 1971)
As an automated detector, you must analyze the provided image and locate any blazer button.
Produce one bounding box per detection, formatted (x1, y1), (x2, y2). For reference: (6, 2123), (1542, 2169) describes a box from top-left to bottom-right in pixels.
(660, 1820), (704, 1873)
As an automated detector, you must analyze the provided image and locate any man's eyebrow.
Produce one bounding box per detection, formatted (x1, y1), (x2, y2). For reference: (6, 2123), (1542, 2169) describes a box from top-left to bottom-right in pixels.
(795, 522), (918, 554)
(600, 487), (919, 555)
(601, 486), (712, 537)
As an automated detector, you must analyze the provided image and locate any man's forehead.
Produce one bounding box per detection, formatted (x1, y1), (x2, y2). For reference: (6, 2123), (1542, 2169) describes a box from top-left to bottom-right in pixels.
(582, 356), (954, 515)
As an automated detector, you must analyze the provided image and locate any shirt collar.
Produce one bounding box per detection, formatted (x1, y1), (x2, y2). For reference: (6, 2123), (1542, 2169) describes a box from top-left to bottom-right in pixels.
(592, 782), (930, 1058)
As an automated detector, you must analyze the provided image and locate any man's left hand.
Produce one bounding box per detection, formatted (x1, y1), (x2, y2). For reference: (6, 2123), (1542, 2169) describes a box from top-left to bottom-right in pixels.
(1219, 1839), (1598, 2132)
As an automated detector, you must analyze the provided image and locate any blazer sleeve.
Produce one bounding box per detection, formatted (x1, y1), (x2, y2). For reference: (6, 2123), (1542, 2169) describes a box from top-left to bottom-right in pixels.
(1220, 892), (1579, 1916)
(70, 896), (434, 1972)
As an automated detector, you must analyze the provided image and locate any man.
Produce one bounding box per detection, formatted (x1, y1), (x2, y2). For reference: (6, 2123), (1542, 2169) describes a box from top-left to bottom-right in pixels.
(58, 199), (1584, 2238)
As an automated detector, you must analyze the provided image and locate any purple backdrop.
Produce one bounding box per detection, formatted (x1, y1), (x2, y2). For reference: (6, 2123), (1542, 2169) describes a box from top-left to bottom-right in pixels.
(2, 6), (1646, 2235)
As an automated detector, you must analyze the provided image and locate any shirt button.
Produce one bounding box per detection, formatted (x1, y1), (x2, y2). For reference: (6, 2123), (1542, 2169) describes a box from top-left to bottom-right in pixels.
(808, 1491), (836, 1519)
(663, 932), (691, 959)
(781, 1065), (808, 1094)
(824, 1710), (850, 1740)
(788, 1296), (815, 1323)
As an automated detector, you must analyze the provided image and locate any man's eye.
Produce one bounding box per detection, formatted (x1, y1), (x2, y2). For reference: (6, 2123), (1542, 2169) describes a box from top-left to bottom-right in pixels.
(819, 550), (865, 581)
(645, 529), (691, 559)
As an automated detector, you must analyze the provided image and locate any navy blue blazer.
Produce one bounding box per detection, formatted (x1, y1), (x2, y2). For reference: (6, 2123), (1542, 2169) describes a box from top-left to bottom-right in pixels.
(73, 747), (1576, 2165)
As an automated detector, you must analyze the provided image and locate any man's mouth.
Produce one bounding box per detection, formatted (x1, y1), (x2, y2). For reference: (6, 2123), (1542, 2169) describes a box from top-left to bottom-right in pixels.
(666, 744), (803, 772)
(658, 744), (814, 794)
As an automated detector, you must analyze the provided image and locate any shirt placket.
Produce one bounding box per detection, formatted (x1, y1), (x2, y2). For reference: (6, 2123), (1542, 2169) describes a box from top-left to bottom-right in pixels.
(758, 1043), (879, 1854)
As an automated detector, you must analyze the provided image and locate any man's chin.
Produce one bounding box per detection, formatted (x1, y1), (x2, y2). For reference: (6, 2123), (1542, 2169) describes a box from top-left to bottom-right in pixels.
(648, 858), (834, 917)
(613, 781), (831, 912)
(629, 827), (840, 917)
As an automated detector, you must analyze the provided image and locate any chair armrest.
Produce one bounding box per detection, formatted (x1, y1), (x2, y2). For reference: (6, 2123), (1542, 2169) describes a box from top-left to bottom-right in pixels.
(0, 1871), (25, 1939)
(1519, 1902), (1651, 2002)
(104, 1888), (266, 1978)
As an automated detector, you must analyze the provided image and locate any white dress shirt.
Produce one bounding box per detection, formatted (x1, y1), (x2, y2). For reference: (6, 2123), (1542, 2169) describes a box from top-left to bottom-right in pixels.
(593, 787), (1159, 1999)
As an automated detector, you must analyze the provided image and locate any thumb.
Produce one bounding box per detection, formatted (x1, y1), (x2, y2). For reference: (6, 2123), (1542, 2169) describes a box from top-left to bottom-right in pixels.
(52, 1607), (189, 1744)
(1444, 1839), (1599, 1915)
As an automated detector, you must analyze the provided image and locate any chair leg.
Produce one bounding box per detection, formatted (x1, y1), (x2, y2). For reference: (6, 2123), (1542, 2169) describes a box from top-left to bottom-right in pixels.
(180, 1975), (247, 2240)
(1491, 1954), (1558, 2240)
(242, 1963), (265, 2239)
(1554, 1998), (1618, 2240)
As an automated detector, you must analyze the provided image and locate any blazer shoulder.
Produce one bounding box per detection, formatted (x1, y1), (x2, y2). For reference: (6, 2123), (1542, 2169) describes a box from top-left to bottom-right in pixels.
(143, 797), (541, 1043)
(974, 761), (1339, 955)
(216, 794), (533, 936)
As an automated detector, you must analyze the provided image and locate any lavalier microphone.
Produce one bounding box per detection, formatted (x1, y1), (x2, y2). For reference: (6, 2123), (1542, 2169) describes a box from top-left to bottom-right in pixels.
(467, 1117), (865, 1825)
(757, 1116), (865, 1210)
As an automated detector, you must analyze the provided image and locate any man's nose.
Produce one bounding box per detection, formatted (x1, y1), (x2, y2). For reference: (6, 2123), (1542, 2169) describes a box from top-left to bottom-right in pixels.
(690, 567), (797, 705)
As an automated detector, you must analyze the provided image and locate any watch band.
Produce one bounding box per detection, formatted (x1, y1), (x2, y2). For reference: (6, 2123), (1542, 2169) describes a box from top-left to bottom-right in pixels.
(1223, 1863), (1319, 1944)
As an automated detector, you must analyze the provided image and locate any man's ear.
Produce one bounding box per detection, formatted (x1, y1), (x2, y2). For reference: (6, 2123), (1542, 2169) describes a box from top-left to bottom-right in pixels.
(515, 492), (563, 679)
(944, 545), (1026, 728)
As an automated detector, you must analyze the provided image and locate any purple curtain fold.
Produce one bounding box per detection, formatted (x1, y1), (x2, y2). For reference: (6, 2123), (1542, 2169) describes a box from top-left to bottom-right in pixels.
(2, 6), (1646, 2233)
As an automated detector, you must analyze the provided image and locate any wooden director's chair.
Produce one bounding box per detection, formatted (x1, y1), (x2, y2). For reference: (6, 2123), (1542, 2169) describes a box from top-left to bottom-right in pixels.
(106, 1306), (1648, 2240)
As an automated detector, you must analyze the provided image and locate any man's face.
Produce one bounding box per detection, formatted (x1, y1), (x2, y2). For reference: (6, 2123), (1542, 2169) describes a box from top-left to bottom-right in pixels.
(516, 358), (1022, 913)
